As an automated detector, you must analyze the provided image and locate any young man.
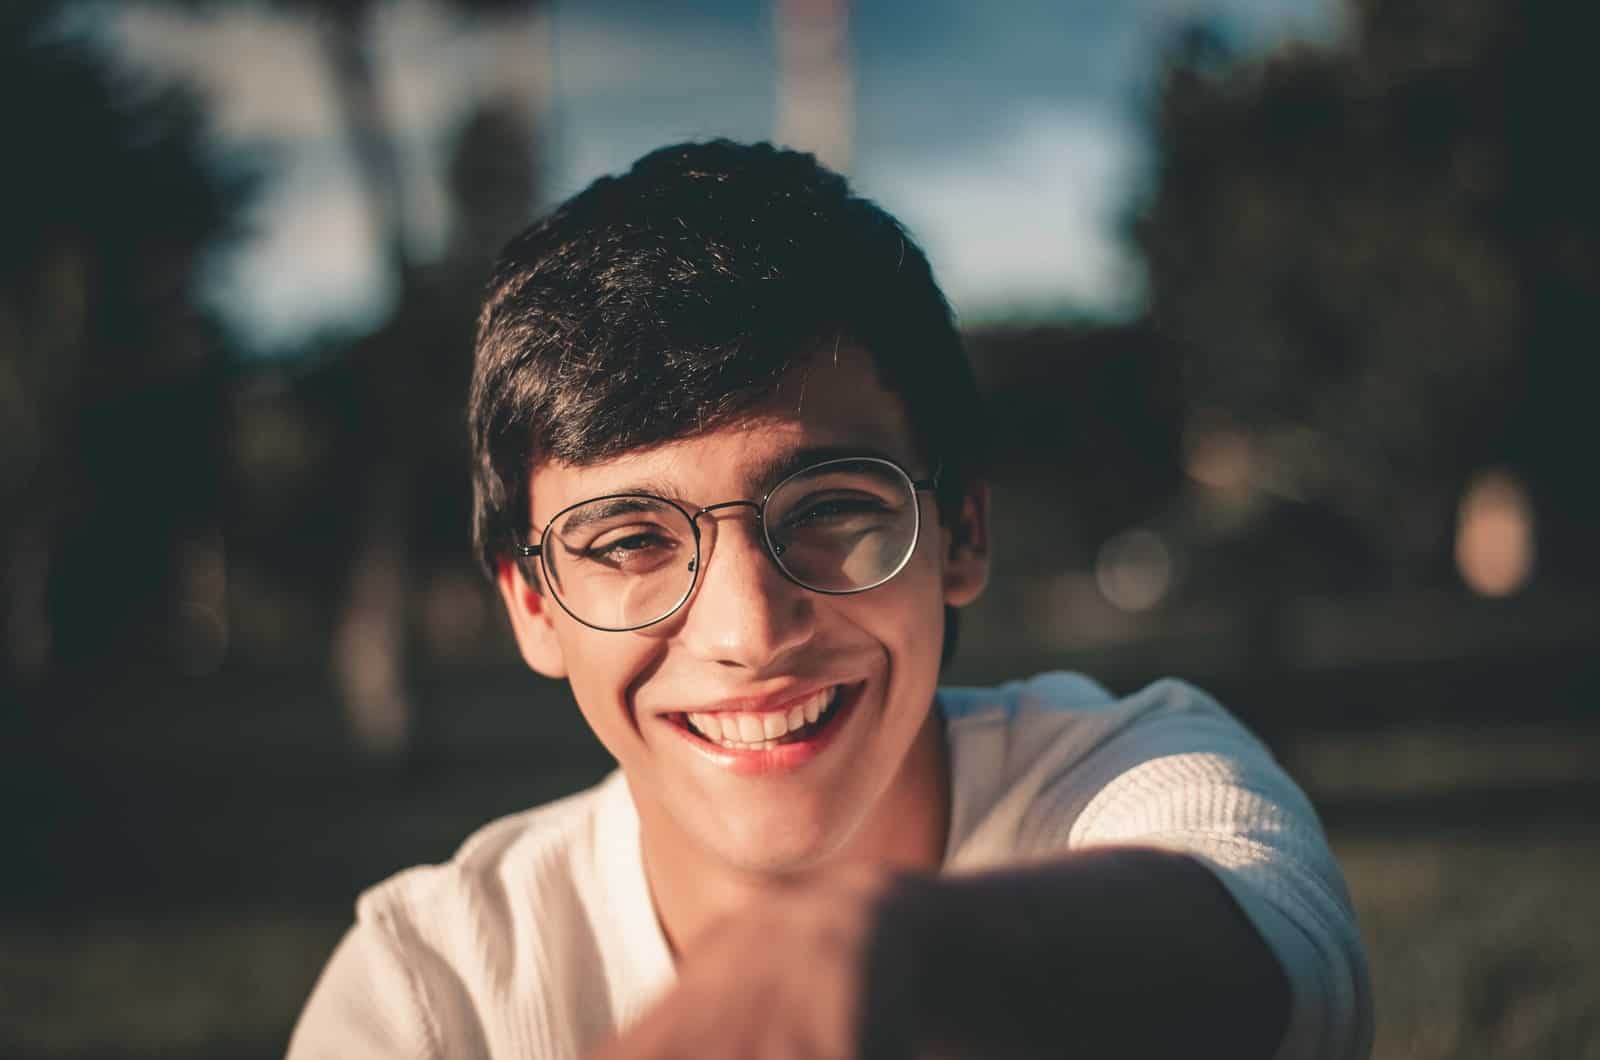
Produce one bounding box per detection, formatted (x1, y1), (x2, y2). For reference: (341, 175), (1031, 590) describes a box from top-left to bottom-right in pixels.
(289, 140), (1372, 1059)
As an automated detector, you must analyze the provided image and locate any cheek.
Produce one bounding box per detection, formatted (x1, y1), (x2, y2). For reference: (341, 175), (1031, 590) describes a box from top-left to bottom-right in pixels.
(903, 536), (955, 625)
(556, 628), (660, 750)
(892, 556), (955, 678)
(844, 554), (948, 664)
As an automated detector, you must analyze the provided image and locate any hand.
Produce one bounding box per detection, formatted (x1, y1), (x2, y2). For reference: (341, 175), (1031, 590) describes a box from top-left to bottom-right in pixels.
(586, 863), (900, 1060)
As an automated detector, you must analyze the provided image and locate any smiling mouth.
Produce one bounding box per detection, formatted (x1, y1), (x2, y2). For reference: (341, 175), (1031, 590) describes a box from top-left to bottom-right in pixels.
(675, 685), (848, 751)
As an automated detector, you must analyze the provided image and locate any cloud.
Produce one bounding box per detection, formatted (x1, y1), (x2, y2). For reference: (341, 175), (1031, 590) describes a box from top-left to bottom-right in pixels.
(372, 0), (551, 135)
(107, 0), (550, 349)
(111, 3), (340, 141)
(205, 148), (395, 352)
(100, 0), (1338, 346)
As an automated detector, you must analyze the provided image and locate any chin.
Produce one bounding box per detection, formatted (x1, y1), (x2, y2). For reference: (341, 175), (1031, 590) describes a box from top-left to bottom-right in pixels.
(697, 803), (859, 876)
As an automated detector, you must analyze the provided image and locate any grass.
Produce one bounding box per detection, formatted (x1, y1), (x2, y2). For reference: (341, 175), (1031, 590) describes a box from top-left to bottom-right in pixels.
(0, 912), (346, 1060)
(1342, 830), (1600, 1059)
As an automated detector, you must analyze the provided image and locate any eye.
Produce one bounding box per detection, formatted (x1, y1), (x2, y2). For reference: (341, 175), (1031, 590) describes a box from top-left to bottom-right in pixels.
(590, 532), (662, 555)
(780, 493), (891, 530)
(580, 526), (682, 571)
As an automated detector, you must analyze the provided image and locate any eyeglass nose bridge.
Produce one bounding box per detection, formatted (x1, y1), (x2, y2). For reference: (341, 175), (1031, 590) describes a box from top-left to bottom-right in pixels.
(685, 499), (786, 576)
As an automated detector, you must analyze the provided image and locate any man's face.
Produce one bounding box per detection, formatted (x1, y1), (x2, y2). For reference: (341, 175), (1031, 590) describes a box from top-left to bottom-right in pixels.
(498, 341), (989, 876)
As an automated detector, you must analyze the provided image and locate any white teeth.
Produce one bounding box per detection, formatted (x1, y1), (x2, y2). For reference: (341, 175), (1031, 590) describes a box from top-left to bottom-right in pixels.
(687, 712), (723, 742)
(687, 686), (842, 750)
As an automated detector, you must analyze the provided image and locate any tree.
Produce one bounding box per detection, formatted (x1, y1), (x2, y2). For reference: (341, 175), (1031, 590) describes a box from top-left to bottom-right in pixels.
(1, 0), (254, 693)
(146, 0), (544, 754)
(1134, 0), (1600, 585)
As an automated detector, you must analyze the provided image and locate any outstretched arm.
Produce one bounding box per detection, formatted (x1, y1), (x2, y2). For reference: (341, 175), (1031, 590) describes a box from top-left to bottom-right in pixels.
(863, 846), (1290, 1059)
(596, 682), (1373, 1060)
(589, 847), (1289, 1060)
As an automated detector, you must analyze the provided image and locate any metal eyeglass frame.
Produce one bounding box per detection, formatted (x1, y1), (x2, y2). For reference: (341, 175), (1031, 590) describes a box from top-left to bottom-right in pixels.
(514, 455), (941, 632)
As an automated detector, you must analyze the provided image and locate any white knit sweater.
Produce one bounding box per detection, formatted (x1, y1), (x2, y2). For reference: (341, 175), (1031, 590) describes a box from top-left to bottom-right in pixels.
(288, 673), (1373, 1060)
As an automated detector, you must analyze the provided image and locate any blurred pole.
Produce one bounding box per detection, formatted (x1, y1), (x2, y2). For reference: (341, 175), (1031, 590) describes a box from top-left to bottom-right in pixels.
(333, 534), (413, 755)
(311, 1), (418, 757)
(4, 521), (53, 680)
(321, 0), (550, 757)
(315, 3), (408, 274)
(776, 0), (852, 173)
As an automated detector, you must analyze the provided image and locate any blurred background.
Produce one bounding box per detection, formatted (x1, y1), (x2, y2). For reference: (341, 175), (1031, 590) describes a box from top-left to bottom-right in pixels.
(3, 0), (1598, 1056)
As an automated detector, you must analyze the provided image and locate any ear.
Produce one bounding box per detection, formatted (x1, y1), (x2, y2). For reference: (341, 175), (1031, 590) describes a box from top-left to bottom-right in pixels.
(495, 557), (569, 679)
(941, 480), (991, 608)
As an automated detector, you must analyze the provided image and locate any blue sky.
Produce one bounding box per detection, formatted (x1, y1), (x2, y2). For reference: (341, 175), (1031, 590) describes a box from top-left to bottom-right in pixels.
(103, 0), (1341, 353)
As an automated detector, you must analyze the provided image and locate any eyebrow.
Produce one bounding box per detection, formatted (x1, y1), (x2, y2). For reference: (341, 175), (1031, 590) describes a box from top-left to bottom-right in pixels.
(550, 494), (675, 536)
(747, 445), (907, 493)
(544, 443), (913, 533)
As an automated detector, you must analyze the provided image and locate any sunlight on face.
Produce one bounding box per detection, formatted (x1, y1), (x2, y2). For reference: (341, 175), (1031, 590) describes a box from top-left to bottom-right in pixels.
(507, 341), (983, 878)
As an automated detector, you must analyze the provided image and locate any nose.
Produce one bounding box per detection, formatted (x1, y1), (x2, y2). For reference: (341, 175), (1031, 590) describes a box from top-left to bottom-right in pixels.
(674, 508), (815, 670)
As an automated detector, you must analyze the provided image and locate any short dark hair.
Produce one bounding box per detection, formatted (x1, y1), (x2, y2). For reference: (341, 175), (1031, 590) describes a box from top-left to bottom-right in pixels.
(468, 140), (986, 659)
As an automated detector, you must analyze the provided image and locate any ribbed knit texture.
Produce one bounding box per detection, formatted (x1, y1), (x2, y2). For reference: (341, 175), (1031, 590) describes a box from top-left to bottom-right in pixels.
(287, 673), (1372, 1060)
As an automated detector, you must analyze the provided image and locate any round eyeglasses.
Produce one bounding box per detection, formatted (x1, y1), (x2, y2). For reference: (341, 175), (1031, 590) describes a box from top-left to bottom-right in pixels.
(515, 456), (940, 632)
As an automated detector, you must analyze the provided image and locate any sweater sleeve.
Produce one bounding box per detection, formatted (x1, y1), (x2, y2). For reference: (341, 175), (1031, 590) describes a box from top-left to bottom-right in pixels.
(1026, 679), (1374, 1060)
(286, 917), (442, 1060)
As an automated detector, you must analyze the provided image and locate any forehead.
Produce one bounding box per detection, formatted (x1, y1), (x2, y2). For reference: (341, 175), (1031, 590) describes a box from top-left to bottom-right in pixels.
(528, 340), (920, 519)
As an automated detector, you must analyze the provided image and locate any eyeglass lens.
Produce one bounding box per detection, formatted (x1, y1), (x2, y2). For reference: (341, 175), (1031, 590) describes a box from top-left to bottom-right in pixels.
(541, 459), (920, 630)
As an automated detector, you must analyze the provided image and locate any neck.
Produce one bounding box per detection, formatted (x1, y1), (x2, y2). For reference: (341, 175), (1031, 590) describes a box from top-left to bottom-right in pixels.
(637, 708), (950, 959)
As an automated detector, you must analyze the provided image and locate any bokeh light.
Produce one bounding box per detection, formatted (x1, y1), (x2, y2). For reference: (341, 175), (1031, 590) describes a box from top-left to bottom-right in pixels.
(1095, 528), (1174, 612)
(1455, 467), (1535, 598)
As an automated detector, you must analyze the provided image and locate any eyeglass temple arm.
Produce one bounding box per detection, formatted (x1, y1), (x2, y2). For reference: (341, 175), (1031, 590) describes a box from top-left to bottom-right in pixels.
(515, 543), (541, 558)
